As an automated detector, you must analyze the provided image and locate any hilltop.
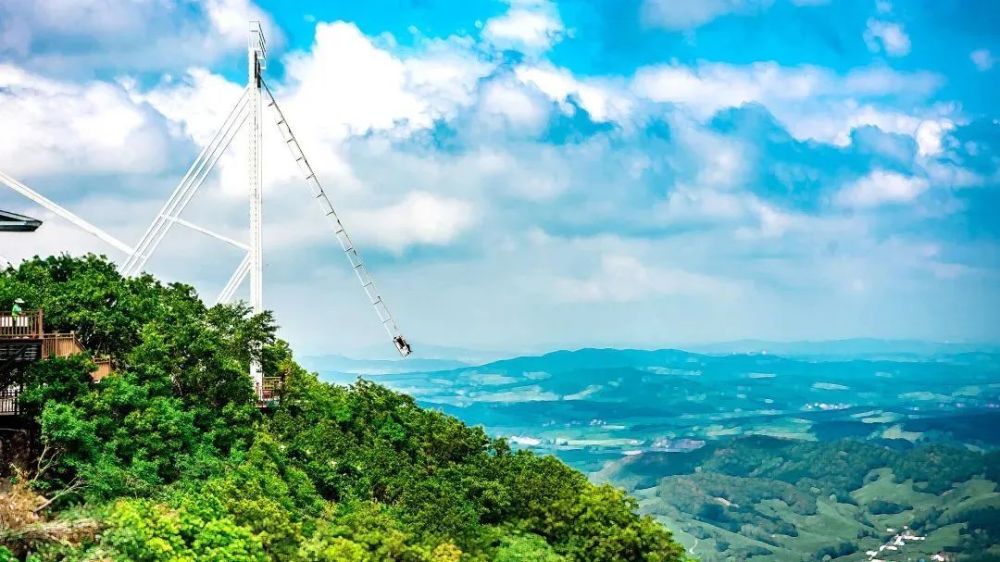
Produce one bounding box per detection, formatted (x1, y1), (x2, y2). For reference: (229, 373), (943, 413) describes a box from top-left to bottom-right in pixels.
(0, 255), (690, 562)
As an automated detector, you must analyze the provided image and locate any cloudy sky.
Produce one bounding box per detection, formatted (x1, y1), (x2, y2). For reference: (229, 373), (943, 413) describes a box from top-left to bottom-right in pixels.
(0, 0), (997, 357)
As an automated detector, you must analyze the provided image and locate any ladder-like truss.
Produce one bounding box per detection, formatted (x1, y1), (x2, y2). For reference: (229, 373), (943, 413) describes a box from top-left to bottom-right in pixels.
(262, 81), (410, 356)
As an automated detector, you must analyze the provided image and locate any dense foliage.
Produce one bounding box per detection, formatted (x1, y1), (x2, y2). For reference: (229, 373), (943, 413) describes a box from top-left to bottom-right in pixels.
(608, 436), (1000, 561)
(0, 254), (689, 561)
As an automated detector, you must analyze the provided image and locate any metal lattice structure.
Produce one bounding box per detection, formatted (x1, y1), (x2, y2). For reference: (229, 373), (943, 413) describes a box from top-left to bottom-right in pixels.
(0, 21), (413, 400)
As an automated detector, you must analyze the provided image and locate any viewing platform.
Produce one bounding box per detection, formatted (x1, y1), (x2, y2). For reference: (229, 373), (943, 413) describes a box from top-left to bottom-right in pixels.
(0, 310), (112, 416)
(1, 310), (275, 413)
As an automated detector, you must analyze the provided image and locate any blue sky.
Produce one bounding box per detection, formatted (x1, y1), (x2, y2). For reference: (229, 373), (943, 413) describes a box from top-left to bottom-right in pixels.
(0, 0), (997, 356)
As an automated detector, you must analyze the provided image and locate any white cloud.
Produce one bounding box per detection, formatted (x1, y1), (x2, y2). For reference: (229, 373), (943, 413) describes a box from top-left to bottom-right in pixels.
(914, 119), (954, 157)
(672, 119), (750, 189)
(476, 77), (552, 133)
(482, 0), (564, 54)
(351, 192), (476, 253)
(515, 64), (632, 123)
(125, 68), (246, 145)
(556, 254), (741, 302)
(659, 186), (748, 223)
(0, 64), (174, 177)
(923, 162), (983, 189)
(864, 19), (911, 57)
(204, 0), (272, 48)
(631, 62), (936, 119)
(970, 49), (994, 71)
(632, 62), (950, 150)
(405, 37), (494, 119)
(656, 184), (803, 239)
(0, 0), (277, 74)
(283, 22), (431, 138)
(633, 62), (822, 119)
(835, 170), (929, 208)
(640, 0), (773, 30)
(841, 66), (940, 96)
(790, 105), (955, 153)
(275, 22), (494, 142)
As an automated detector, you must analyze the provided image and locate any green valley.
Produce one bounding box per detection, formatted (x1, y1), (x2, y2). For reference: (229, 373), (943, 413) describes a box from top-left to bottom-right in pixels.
(601, 437), (1000, 561)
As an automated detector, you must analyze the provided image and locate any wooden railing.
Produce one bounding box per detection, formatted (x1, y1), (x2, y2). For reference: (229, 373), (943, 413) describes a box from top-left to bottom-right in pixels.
(41, 332), (85, 359)
(0, 310), (43, 339)
(42, 332), (113, 381)
(93, 358), (113, 381)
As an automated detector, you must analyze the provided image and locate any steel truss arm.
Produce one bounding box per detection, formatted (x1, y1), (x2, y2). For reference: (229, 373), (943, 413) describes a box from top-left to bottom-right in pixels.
(0, 169), (134, 255)
(261, 81), (412, 356)
(217, 252), (251, 304)
(123, 88), (250, 276)
(165, 216), (250, 252)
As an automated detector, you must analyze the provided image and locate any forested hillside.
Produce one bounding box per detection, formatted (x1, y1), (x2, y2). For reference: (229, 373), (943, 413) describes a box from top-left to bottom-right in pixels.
(600, 437), (1000, 561)
(0, 255), (690, 562)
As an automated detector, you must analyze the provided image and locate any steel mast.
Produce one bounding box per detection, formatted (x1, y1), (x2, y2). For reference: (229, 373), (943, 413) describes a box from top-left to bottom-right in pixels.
(248, 22), (266, 395)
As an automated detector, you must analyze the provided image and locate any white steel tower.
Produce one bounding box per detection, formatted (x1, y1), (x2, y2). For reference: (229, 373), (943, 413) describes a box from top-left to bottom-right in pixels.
(1, 20), (412, 405)
(248, 22), (266, 393)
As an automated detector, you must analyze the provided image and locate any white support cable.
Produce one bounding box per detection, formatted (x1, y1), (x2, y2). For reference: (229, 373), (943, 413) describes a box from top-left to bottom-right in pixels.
(217, 252), (251, 304)
(124, 89), (250, 275)
(164, 216), (250, 252)
(0, 169), (135, 256)
(261, 81), (412, 357)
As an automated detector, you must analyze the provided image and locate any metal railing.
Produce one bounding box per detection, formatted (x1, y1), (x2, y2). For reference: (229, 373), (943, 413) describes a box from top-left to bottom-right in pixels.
(0, 310), (43, 339)
(0, 385), (21, 416)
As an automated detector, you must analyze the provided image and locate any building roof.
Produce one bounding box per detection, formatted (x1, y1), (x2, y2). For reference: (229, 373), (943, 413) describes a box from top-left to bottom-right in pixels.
(0, 209), (41, 232)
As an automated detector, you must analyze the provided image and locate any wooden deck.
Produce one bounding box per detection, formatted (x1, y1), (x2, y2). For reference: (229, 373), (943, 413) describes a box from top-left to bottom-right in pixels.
(1, 311), (114, 416)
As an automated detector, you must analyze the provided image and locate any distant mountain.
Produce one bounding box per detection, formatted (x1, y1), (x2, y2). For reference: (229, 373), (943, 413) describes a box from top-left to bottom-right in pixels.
(685, 338), (1000, 359)
(333, 342), (516, 365)
(352, 346), (1000, 460)
(300, 353), (469, 375)
(478, 347), (700, 372)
